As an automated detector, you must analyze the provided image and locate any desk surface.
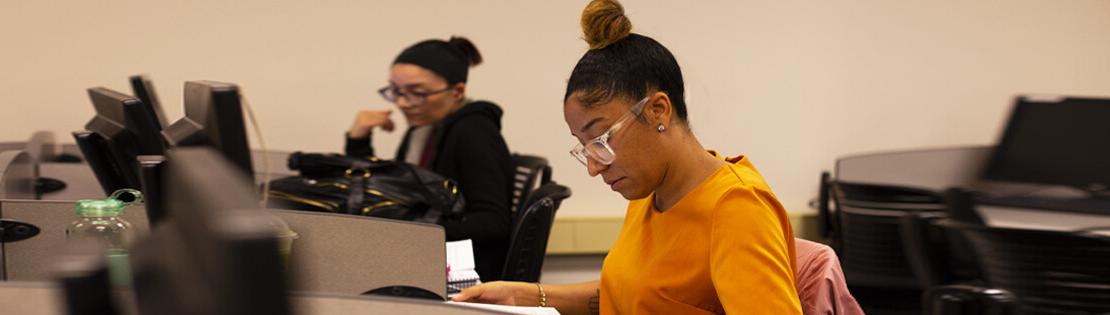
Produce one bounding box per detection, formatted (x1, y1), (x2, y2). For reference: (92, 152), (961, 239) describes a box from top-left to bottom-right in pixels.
(37, 149), (296, 202)
(979, 205), (1110, 235)
(0, 282), (516, 315)
(38, 162), (104, 201)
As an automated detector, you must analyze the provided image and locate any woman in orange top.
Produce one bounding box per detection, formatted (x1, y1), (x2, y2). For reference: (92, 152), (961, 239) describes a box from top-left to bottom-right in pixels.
(453, 0), (801, 313)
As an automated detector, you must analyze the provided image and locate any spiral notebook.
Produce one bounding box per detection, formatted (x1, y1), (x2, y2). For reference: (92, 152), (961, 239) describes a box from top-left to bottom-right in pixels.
(446, 239), (482, 295)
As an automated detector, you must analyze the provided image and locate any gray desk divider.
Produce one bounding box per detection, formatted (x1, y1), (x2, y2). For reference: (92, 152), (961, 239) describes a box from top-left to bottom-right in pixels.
(24, 131), (58, 163)
(0, 200), (148, 281)
(272, 209), (446, 297)
(0, 150), (36, 200)
(0, 282), (508, 315)
(0, 142), (27, 152)
(1, 200), (447, 299)
(836, 146), (993, 190)
(253, 150), (298, 177)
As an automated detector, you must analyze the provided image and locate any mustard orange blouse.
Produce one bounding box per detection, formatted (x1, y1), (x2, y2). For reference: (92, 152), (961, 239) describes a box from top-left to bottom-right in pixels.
(599, 152), (801, 314)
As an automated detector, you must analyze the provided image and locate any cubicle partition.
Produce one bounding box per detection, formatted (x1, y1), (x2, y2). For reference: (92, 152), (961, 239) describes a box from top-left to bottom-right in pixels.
(0, 199), (447, 298)
(0, 150), (36, 200)
(835, 145), (993, 191)
(274, 209), (446, 297)
(0, 200), (149, 281)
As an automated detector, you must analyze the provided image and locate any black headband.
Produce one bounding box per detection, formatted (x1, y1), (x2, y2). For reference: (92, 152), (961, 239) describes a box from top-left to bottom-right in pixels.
(393, 39), (469, 85)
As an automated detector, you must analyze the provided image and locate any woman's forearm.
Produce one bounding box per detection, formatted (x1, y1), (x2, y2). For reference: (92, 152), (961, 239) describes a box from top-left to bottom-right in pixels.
(542, 280), (601, 315)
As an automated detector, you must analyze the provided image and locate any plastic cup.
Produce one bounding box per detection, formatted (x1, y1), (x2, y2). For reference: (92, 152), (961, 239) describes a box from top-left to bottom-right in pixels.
(275, 228), (299, 269)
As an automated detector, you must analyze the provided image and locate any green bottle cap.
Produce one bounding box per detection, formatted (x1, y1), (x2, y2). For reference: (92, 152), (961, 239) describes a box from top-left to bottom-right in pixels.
(74, 189), (143, 218)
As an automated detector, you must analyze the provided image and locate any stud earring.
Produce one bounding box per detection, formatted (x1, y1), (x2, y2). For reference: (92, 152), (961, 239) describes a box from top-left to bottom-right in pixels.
(657, 124), (666, 132)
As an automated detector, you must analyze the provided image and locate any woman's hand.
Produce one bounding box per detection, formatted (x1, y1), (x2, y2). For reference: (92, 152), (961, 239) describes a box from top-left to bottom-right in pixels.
(452, 281), (540, 306)
(348, 109), (395, 138)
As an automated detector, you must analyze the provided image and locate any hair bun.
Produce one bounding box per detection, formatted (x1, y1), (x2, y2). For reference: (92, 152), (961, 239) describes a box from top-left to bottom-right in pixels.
(581, 0), (632, 50)
(447, 36), (483, 67)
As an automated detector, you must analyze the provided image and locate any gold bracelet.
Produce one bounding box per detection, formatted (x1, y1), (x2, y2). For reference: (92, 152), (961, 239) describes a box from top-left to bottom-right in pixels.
(536, 283), (547, 307)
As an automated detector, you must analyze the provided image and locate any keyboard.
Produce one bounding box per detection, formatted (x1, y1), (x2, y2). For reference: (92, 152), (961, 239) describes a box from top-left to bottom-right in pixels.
(979, 196), (1110, 216)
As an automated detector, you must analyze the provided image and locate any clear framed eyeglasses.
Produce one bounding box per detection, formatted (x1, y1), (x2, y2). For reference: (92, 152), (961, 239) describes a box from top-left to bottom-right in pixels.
(569, 96), (650, 166)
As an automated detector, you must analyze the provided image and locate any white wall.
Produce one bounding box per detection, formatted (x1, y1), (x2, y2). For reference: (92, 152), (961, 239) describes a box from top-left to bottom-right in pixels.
(3, 0), (1109, 217)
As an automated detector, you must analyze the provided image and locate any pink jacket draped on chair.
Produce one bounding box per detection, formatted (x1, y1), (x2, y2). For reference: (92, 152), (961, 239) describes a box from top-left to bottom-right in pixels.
(795, 238), (865, 315)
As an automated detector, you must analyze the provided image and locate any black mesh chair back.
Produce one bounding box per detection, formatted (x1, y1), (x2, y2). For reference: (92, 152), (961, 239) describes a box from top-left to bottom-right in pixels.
(939, 219), (1110, 314)
(509, 154), (551, 217)
(839, 206), (929, 289)
(500, 182), (571, 282)
(834, 181), (945, 289)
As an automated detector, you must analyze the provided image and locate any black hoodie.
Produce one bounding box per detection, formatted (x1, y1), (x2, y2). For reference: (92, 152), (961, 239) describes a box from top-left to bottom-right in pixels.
(345, 100), (513, 281)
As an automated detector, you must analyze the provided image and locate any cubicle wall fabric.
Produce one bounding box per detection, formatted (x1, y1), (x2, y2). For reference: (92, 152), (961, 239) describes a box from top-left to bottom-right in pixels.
(0, 200), (148, 281)
(0, 200), (448, 300)
(268, 210), (448, 298)
(0, 151), (36, 200)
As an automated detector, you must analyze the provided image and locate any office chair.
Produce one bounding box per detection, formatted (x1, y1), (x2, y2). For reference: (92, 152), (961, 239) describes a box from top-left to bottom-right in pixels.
(815, 172), (836, 243)
(929, 187), (1110, 314)
(831, 181), (947, 314)
(500, 182), (571, 282)
(937, 219), (1110, 314)
(834, 182), (945, 288)
(509, 154), (552, 216)
(923, 285), (1017, 315)
(898, 188), (987, 290)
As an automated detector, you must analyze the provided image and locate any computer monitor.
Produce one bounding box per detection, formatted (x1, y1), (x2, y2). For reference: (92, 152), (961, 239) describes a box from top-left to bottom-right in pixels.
(983, 96), (1110, 192)
(162, 81), (254, 177)
(129, 74), (168, 130)
(130, 147), (289, 315)
(73, 87), (166, 195)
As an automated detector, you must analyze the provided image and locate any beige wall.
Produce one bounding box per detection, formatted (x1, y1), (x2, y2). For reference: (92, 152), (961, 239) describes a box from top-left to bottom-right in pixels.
(3, 0), (1109, 217)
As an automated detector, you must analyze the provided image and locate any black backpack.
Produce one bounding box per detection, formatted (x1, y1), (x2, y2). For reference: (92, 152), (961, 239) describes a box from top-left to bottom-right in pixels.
(267, 152), (465, 224)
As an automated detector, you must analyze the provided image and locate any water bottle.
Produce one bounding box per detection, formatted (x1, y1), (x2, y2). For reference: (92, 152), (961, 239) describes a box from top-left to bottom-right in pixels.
(66, 189), (142, 286)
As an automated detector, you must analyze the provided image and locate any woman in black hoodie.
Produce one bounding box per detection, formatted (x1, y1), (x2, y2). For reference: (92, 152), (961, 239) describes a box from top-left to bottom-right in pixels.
(345, 36), (513, 282)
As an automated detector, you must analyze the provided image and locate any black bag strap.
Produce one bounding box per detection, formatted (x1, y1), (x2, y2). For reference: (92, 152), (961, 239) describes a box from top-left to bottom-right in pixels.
(346, 168), (369, 215)
(398, 163), (458, 222)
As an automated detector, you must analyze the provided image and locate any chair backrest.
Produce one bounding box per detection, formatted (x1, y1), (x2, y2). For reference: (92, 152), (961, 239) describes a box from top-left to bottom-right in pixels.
(940, 219), (1110, 314)
(815, 172), (836, 242)
(509, 154), (551, 216)
(833, 181), (946, 290)
(897, 188), (988, 289)
(500, 182), (570, 282)
(795, 238), (865, 315)
(898, 211), (983, 290)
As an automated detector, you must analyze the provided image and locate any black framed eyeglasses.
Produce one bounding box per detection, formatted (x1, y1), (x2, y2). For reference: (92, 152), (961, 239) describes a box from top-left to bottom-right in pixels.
(378, 85), (452, 106)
